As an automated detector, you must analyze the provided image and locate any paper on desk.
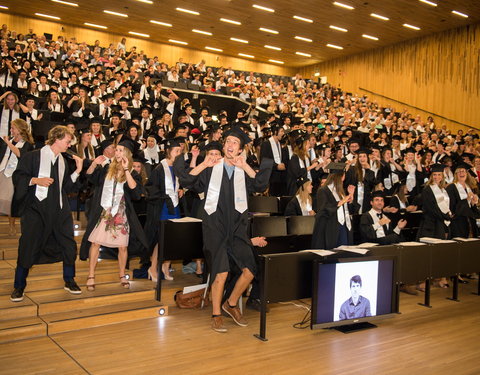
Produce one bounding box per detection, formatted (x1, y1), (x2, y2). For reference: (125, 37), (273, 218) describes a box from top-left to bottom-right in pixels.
(398, 241), (427, 246)
(453, 237), (480, 242)
(183, 283), (208, 294)
(301, 249), (336, 256)
(169, 217), (202, 223)
(335, 246), (369, 255)
(420, 237), (456, 244)
(357, 242), (379, 248)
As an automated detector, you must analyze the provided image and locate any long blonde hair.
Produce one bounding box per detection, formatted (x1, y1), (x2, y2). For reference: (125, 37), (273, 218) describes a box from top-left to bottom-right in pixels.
(324, 173), (345, 198)
(11, 118), (34, 144)
(296, 180), (312, 207)
(452, 168), (478, 190)
(426, 172), (447, 189)
(106, 145), (133, 182)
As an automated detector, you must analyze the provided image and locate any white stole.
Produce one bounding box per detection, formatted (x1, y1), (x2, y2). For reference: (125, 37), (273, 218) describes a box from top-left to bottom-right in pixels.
(406, 163), (416, 192)
(368, 209), (386, 238)
(100, 177), (125, 217)
(430, 184), (451, 226)
(144, 146), (159, 164)
(204, 159), (247, 215)
(299, 157), (312, 180)
(91, 134), (106, 148)
(36, 145), (65, 208)
(0, 109), (20, 137)
(327, 183), (352, 230)
(455, 183), (472, 205)
(0, 140), (25, 177)
(287, 145), (293, 159)
(269, 137), (281, 164)
(394, 194), (406, 209)
(296, 195), (312, 216)
(161, 159), (179, 207)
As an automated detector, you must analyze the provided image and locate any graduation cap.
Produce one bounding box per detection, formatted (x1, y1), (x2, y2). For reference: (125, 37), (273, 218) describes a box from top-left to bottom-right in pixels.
(430, 164), (445, 173)
(223, 126), (251, 147)
(296, 173), (310, 189)
(99, 138), (115, 153)
(118, 97), (129, 103)
(371, 190), (385, 199)
(164, 138), (181, 149)
(357, 147), (371, 155)
(453, 162), (472, 173)
(118, 138), (136, 153)
(326, 162), (346, 174)
(295, 135), (309, 146)
(111, 111), (122, 119)
(462, 153), (475, 162)
(173, 136), (187, 144)
(348, 138), (360, 145)
(203, 141), (223, 153)
(133, 154), (148, 164)
(77, 128), (91, 136)
(403, 147), (416, 155)
(392, 135), (402, 141)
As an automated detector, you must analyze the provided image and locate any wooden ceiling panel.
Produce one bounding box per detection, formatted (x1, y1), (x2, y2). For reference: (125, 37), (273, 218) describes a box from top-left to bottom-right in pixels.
(2, 0), (479, 67)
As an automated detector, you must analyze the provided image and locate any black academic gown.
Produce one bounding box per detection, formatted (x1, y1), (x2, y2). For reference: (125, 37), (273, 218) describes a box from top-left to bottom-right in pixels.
(79, 166), (148, 260)
(359, 212), (402, 245)
(143, 164), (178, 257)
(311, 186), (353, 250)
(446, 184), (480, 238)
(344, 167), (376, 214)
(260, 139), (286, 196)
(416, 185), (451, 240)
(284, 196), (304, 216)
(287, 155), (308, 196)
(174, 156), (273, 282)
(12, 150), (79, 268)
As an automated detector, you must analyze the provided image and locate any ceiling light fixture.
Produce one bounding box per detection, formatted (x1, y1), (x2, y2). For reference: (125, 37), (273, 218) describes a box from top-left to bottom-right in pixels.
(176, 7), (199, 15)
(403, 23), (420, 30)
(35, 13), (60, 20)
(296, 51), (311, 57)
(220, 18), (241, 25)
(51, 0), (78, 6)
(329, 25), (348, 32)
(259, 27), (279, 34)
(192, 29), (212, 35)
(252, 4), (274, 12)
(269, 59), (284, 64)
(84, 22), (107, 29)
(333, 2), (354, 10)
(0, 5), (8, 9)
(293, 15), (313, 23)
(103, 10), (128, 17)
(295, 36), (313, 42)
(452, 10), (468, 18)
(136, 0), (153, 3)
(129, 31), (149, 37)
(370, 13), (389, 21)
(239, 53), (255, 58)
(362, 34), (379, 40)
(230, 37), (248, 43)
(327, 43), (343, 49)
(264, 45), (281, 50)
(205, 46), (223, 52)
(169, 39), (188, 45)
(419, 0), (437, 6)
(150, 20), (172, 27)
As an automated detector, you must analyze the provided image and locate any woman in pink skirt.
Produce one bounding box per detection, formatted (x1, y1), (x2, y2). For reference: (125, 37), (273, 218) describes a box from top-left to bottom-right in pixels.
(80, 138), (148, 290)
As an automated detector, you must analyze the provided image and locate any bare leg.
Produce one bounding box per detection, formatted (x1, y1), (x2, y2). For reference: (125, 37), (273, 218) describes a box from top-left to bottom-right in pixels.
(162, 261), (173, 280)
(149, 244), (158, 280)
(211, 272), (228, 315)
(228, 268), (254, 307)
(195, 259), (203, 275)
(87, 243), (100, 288)
(118, 247), (129, 288)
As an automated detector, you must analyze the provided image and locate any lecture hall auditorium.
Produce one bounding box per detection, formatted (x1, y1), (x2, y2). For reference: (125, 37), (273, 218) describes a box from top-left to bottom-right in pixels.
(0, 1), (480, 374)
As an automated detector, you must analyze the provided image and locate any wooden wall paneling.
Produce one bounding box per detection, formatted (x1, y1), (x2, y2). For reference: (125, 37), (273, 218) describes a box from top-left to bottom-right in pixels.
(301, 24), (480, 130)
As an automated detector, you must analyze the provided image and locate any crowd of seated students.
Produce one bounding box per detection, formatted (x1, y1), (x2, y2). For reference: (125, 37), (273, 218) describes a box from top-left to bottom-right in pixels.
(1, 23), (480, 308)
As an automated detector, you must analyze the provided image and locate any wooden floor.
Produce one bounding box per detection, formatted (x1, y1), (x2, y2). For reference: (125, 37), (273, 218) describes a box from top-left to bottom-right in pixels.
(1, 219), (480, 374)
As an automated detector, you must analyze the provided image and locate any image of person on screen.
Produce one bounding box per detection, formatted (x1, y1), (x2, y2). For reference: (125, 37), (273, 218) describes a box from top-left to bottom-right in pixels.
(339, 275), (371, 320)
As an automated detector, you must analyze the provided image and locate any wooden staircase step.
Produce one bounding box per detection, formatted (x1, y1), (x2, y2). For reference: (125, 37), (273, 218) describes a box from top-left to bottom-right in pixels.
(43, 300), (168, 335)
(27, 281), (155, 314)
(0, 296), (38, 321)
(0, 316), (46, 344)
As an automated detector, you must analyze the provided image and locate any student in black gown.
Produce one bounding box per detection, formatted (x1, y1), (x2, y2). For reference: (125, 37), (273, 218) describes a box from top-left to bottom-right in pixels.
(174, 127), (273, 333)
(311, 163), (355, 250)
(80, 139), (148, 291)
(360, 190), (407, 245)
(344, 148), (376, 214)
(286, 135), (318, 196)
(260, 125), (286, 196)
(284, 175), (315, 216)
(10, 125), (83, 301)
(446, 162), (480, 238)
(143, 139), (183, 282)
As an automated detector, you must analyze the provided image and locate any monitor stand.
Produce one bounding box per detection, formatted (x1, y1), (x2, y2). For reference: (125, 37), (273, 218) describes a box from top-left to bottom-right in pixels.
(332, 322), (377, 334)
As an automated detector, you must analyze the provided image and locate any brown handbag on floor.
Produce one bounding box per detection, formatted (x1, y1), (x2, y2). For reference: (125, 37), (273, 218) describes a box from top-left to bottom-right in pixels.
(174, 288), (209, 309)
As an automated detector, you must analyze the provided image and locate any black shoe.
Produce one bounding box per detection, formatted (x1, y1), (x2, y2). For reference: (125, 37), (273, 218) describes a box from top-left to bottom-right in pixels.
(246, 298), (269, 313)
(10, 288), (25, 302)
(64, 280), (82, 294)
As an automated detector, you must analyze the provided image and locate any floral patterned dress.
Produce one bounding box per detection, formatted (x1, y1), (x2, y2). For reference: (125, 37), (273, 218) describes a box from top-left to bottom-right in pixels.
(88, 196), (129, 247)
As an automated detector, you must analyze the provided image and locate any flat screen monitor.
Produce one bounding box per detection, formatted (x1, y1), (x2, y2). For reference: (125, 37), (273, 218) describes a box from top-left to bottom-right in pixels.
(311, 257), (397, 330)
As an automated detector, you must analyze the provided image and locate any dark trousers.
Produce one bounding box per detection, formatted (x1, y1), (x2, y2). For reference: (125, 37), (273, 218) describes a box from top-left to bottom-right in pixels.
(14, 263), (76, 289)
